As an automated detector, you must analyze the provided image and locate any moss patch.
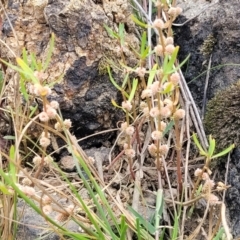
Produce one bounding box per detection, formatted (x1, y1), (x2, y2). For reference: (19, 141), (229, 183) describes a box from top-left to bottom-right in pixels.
(204, 80), (240, 150)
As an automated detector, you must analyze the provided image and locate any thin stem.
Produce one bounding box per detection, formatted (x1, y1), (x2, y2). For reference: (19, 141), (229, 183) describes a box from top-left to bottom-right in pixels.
(174, 118), (183, 194)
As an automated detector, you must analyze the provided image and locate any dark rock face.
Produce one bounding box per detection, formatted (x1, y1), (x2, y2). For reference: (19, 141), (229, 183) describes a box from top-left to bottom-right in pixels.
(1, 0), (139, 148)
(175, 0), (240, 111)
(176, 0), (240, 237)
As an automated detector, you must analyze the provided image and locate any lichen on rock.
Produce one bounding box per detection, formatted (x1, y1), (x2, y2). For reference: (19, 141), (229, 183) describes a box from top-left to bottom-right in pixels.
(204, 80), (240, 150)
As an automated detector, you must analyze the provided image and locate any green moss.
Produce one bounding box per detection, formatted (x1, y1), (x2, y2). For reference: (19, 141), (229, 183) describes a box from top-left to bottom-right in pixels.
(204, 80), (240, 151)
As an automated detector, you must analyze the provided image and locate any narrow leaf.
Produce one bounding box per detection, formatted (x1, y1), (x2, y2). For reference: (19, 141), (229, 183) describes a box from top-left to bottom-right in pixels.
(3, 135), (15, 140)
(208, 135), (215, 157)
(104, 24), (118, 39)
(147, 64), (158, 86)
(192, 133), (207, 156)
(128, 78), (138, 102)
(131, 14), (148, 28)
(0, 182), (10, 194)
(43, 33), (55, 71)
(128, 205), (156, 234)
(140, 32), (147, 56)
(211, 144), (235, 159)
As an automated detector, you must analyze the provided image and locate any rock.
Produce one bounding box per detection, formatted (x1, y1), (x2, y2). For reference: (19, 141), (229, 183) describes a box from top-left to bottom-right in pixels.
(1, 0), (140, 148)
(175, 0), (240, 111)
(16, 198), (80, 240)
(175, 0), (240, 237)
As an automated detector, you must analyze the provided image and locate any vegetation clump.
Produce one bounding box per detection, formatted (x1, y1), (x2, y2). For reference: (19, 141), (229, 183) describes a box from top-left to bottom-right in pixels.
(205, 80), (240, 150)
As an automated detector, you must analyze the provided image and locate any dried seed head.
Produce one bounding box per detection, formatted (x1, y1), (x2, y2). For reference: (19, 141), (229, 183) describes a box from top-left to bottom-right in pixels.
(125, 126), (135, 136)
(140, 101), (147, 110)
(33, 156), (42, 166)
(153, 18), (164, 29)
(150, 81), (160, 95)
(151, 130), (162, 140)
(46, 106), (57, 119)
(44, 155), (53, 166)
(54, 122), (61, 131)
(203, 179), (215, 193)
(63, 119), (72, 129)
(148, 143), (157, 157)
(165, 37), (174, 45)
(202, 172), (210, 181)
(168, 7), (177, 16)
(135, 67), (146, 78)
(121, 122), (128, 131)
(165, 44), (175, 55)
(122, 100), (132, 111)
(39, 136), (51, 148)
(155, 44), (164, 56)
(124, 148), (136, 158)
(141, 89), (152, 99)
(22, 177), (32, 186)
(205, 193), (220, 205)
(160, 106), (171, 118)
(170, 72), (180, 85)
(149, 107), (160, 118)
(34, 84), (51, 97)
(39, 111), (49, 122)
(160, 144), (169, 155)
(173, 109), (185, 120)
(142, 107), (150, 116)
(194, 168), (203, 177)
(41, 131), (50, 139)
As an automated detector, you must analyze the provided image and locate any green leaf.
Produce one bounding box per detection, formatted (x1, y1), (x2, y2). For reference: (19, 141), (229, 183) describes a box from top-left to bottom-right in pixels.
(163, 120), (174, 137)
(128, 205), (156, 235)
(118, 23), (125, 46)
(155, 189), (164, 232)
(147, 64), (158, 86)
(0, 70), (4, 93)
(171, 214), (179, 240)
(131, 14), (148, 28)
(213, 227), (225, 240)
(211, 144), (235, 160)
(104, 24), (118, 39)
(111, 99), (123, 109)
(164, 46), (179, 75)
(16, 58), (38, 84)
(0, 181), (10, 194)
(29, 104), (39, 118)
(121, 72), (129, 88)
(107, 66), (129, 98)
(30, 52), (39, 71)
(9, 145), (16, 183)
(3, 135), (15, 140)
(192, 133), (207, 156)
(22, 48), (28, 65)
(128, 78), (138, 102)
(43, 33), (55, 71)
(140, 32), (147, 56)
(20, 76), (29, 101)
(120, 215), (128, 240)
(208, 135), (215, 157)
